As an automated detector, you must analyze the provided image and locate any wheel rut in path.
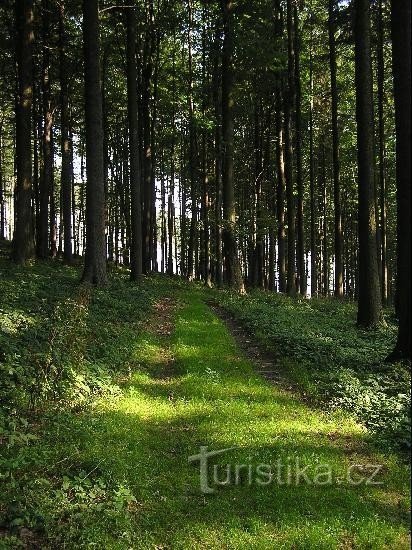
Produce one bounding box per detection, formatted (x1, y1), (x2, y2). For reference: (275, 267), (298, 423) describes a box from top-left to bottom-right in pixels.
(208, 302), (298, 393)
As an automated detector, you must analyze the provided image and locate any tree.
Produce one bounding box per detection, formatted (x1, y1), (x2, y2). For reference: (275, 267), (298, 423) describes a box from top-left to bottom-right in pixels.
(328, 0), (343, 298)
(294, 4), (306, 296)
(81, 0), (107, 285)
(285, 0), (296, 296)
(221, 0), (244, 292)
(59, 1), (73, 264)
(126, 3), (143, 281)
(12, 0), (35, 264)
(388, 0), (411, 360)
(354, 0), (382, 327)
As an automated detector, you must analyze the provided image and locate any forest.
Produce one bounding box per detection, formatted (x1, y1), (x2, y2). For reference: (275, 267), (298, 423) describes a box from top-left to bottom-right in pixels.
(0, 0), (410, 548)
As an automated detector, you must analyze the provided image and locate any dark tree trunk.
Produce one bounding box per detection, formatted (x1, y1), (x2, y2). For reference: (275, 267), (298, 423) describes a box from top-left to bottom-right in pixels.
(59, 2), (73, 263)
(388, 0), (411, 359)
(221, 0), (244, 292)
(309, 18), (317, 298)
(376, 0), (388, 305)
(354, 0), (382, 326)
(167, 35), (176, 276)
(213, 21), (223, 287)
(293, 5), (305, 296)
(285, 0), (296, 296)
(275, 84), (286, 293)
(37, 0), (52, 259)
(328, 0), (343, 298)
(81, 0), (107, 285)
(142, 2), (154, 273)
(126, 5), (143, 281)
(12, 0), (35, 264)
(49, 127), (57, 258)
(0, 134), (5, 240)
(187, 0), (197, 281)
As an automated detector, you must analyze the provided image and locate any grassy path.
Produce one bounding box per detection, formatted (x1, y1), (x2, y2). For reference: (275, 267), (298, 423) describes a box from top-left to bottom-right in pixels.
(2, 285), (410, 549)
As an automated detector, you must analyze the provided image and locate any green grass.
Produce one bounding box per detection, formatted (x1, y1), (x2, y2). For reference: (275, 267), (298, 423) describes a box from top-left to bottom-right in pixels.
(210, 289), (411, 451)
(0, 252), (410, 548)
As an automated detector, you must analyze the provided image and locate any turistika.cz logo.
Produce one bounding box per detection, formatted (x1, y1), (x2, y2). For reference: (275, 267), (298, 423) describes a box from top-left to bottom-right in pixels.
(188, 446), (384, 494)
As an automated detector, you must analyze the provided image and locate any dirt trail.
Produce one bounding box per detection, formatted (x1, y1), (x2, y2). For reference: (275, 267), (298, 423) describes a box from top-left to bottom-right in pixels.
(208, 302), (301, 394)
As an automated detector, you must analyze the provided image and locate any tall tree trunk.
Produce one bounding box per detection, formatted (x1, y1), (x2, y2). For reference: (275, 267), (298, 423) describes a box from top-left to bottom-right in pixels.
(293, 5), (305, 296)
(354, 0), (382, 326)
(0, 133), (5, 240)
(321, 144), (329, 296)
(328, 0), (343, 297)
(142, 0), (154, 273)
(126, 5), (143, 281)
(81, 0), (107, 285)
(12, 0), (35, 264)
(59, 2), (73, 263)
(221, 0), (244, 292)
(376, 0), (388, 305)
(187, 0), (197, 281)
(37, 0), (52, 259)
(275, 84), (286, 293)
(388, 0), (411, 359)
(213, 21), (223, 287)
(309, 14), (317, 297)
(285, 0), (296, 296)
(49, 127), (57, 257)
(254, 100), (265, 289)
(167, 35), (176, 276)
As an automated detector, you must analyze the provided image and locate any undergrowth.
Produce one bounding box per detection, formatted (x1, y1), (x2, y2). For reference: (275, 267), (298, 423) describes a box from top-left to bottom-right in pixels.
(211, 289), (411, 452)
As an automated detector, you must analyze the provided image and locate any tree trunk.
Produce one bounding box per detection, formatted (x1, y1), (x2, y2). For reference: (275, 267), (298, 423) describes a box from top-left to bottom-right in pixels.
(126, 5), (143, 281)
(285, 0), (296, 296)
(81, 0), (107, 285)
(309, 16), (317, 298)
(142, 1), (154, 273)
(354, 0), (382, 326)
(12, 0), (35, 264)
(221, 0), (244, 292)
(388, 0), (411, 359)
(294, 5), (305, 296)
(213, 21), (223, 287)
(59, 2), (73, 263)
(0, 134), (5, 240)
(328, 0), (343, 298)
(376, 0), (388, 305)
(275, 84), (287, 293)
(187, 0), (197, 281)
(37, 0), (52, 259)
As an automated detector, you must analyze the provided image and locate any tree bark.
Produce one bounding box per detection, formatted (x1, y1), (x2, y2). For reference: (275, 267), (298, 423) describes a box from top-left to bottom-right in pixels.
(328, 0), (343, 297)
(293, 5), (305, 296)
(275, 84), (287, 294)
(354, 0), (382, 326)
(37, 0), (52, 259)
(221, 0), (244, 292)
(126, 4), (143, 281)
(388, 0), (411, 359)
(59, 2), (73, 263)
(285, 0), (296, 296)
(81, 0), (107, 285)
(12, 0), (35, 264)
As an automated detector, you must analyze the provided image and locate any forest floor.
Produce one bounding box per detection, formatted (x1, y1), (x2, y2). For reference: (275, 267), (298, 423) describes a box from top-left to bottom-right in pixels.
(0, 251), (411, 549)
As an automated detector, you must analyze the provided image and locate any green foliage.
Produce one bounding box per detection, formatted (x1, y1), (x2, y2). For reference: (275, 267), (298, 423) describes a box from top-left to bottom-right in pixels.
(212, 289), (411, 451)
(0, 261), (410, 548)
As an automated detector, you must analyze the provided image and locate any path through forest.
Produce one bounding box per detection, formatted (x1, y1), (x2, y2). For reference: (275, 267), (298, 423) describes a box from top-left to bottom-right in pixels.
(52, 287), (409, 549)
